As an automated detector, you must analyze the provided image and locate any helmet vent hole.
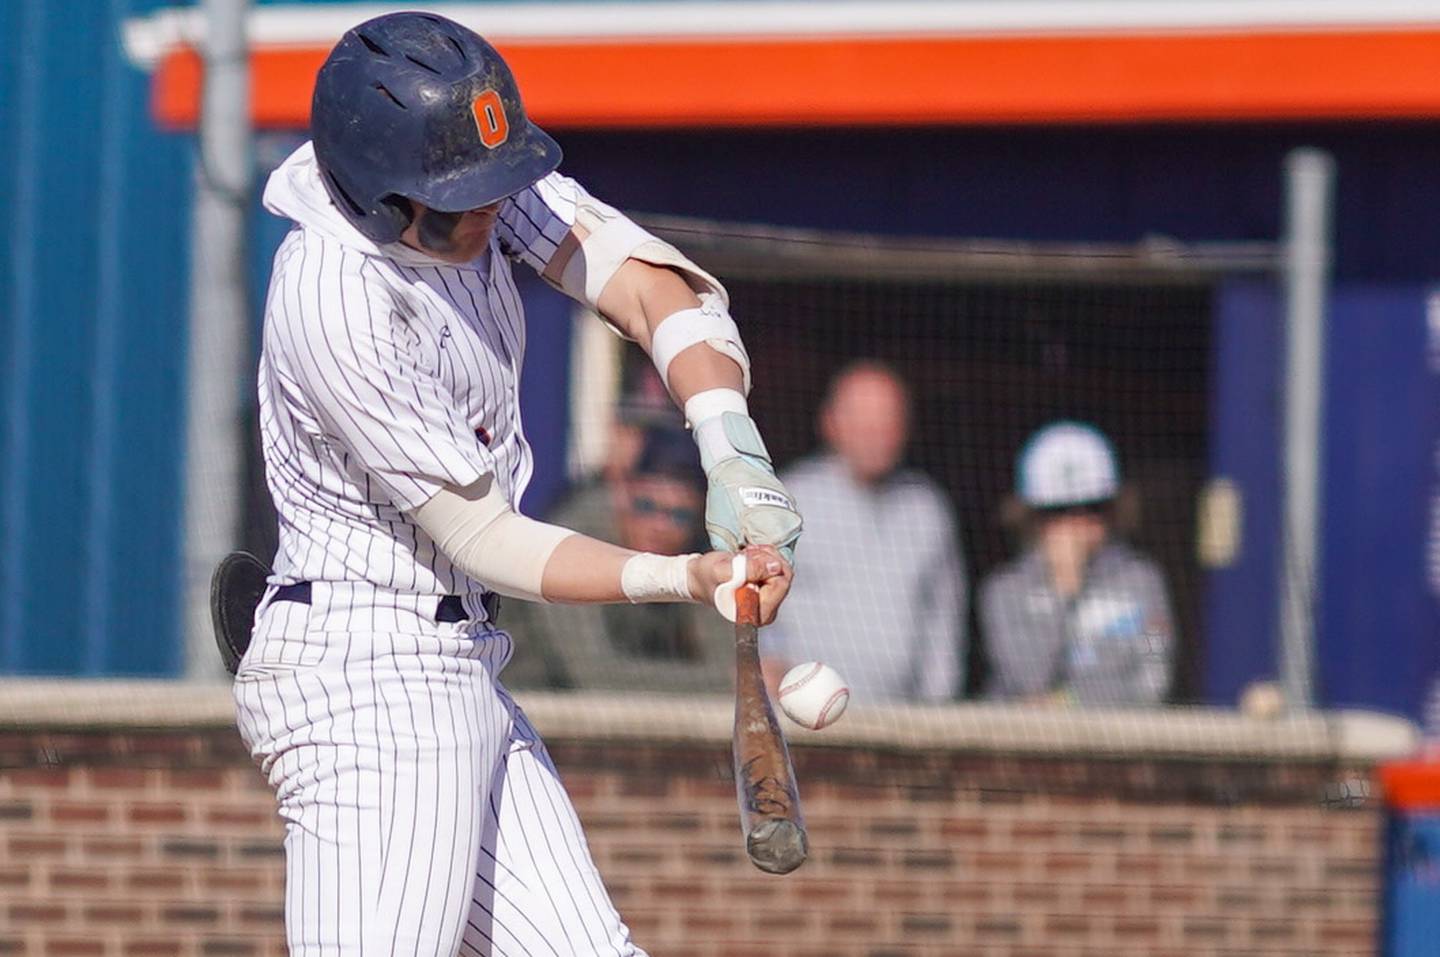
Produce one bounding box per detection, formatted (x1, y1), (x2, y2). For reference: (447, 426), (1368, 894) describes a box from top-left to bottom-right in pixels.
(357, 32), (389, 57)
(444, 35), (466, 60)
(372, 83), (407, 110)
(403, 53), (443, 75)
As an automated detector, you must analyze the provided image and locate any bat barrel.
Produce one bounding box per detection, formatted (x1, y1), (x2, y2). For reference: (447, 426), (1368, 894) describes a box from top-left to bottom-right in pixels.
(733, 580), (809, 874)
(746, 817), (809, 875)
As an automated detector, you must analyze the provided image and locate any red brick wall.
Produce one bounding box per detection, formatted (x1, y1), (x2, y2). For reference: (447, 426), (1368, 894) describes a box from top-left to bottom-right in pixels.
(0, 728), (1383, 956)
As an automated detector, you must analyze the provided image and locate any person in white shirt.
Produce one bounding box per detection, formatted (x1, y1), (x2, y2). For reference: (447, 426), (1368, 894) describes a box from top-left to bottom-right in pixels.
(762, 361), (967, 702)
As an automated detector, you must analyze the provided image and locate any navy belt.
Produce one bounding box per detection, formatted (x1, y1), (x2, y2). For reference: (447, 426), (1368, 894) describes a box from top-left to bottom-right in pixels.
(274, 582), (478, 624)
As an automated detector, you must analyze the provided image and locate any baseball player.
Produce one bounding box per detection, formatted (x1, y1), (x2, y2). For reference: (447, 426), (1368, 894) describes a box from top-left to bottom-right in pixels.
(231, 12), (801, 955)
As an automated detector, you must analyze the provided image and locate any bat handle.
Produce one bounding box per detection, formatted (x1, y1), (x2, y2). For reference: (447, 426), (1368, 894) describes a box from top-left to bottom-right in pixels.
(736, 581), (761, 627)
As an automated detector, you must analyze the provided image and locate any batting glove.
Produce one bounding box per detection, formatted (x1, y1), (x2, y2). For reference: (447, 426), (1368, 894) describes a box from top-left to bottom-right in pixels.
(694, 411), (803, 566)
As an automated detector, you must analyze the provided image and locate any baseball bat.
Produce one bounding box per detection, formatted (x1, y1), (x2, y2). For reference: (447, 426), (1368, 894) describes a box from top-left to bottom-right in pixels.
(732, 582), (808, 875)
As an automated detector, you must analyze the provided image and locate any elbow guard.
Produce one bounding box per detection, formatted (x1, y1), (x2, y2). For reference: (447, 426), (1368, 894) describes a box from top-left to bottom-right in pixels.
(554, 185), (730, 311)
(649, 295), (751, 395)
(552, 186), (751, 393)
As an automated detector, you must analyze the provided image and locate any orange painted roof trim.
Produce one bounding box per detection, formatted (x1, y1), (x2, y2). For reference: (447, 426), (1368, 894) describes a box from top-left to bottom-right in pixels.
(153, 29), (1440, 130)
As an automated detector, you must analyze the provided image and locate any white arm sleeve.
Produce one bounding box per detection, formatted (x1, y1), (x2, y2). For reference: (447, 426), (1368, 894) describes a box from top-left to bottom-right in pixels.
(411, 477), (573, 603)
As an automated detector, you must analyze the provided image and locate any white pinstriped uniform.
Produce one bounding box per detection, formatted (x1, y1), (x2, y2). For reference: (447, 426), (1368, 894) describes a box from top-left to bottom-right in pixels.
(235, 142), (645, 956)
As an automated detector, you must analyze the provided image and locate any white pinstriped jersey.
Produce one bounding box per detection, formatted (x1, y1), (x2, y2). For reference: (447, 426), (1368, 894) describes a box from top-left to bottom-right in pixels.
(258, 141), (579, 598)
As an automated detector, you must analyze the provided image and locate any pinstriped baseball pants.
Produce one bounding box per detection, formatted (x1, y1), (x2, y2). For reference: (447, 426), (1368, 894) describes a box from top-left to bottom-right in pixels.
(233, 589), (646, 956)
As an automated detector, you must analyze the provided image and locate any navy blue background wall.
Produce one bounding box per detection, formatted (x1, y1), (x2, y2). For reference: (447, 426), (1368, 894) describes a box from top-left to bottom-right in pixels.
(2, 0), (1437, 713)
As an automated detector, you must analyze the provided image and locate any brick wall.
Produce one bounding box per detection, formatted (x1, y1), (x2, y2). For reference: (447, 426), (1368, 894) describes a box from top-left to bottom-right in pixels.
(0, 715), (1388, 957)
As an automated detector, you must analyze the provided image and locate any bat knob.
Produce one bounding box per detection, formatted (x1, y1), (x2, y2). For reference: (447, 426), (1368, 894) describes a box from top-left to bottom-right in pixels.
(746, 819), (809, 875)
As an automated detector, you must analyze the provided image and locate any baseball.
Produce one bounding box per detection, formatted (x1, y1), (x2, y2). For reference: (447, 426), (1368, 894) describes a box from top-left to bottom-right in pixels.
(778, 662), (850, 730)
(1240, 680), (1287, 720)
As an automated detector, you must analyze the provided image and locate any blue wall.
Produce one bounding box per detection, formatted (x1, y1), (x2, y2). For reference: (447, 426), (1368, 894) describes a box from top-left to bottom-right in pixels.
(1203, 283), (1440, 718)
(1203, 282), (1284, 706)
(1318, 287), (1440, 718)
(0, 0), (191, 675)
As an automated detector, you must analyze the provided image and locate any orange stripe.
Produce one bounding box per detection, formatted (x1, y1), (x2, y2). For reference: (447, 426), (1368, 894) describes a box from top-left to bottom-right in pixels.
(153, 29), (1440, 130)
(1381, 760), (1440, 810)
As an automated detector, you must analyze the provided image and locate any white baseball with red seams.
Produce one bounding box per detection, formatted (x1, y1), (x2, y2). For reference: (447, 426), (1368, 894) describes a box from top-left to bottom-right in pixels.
(777, 661), (850, 730)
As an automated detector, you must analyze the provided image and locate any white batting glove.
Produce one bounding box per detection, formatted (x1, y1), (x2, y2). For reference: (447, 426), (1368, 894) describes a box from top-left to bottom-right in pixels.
(687, 392), (802, 566)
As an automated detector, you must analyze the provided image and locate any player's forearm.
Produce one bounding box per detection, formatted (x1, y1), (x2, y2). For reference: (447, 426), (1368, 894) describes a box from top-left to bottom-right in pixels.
(412, 478), (702, 606)
(539, 534), (641, 603)
(636, 267), (746, 404)
(570, 230), (800, 563)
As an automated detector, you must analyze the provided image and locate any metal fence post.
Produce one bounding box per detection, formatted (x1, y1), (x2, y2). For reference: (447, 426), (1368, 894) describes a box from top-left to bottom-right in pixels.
(181, 0), (251, 677)
(1279, 147), (1336, 709)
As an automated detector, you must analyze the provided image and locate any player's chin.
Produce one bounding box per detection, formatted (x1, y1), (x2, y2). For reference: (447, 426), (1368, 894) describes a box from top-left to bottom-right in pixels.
(440, 225), (496, 262)
(453, 235), (493, 262)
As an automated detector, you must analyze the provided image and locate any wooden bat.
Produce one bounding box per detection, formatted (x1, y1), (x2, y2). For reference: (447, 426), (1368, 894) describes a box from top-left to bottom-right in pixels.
(732, 582), (808, 875)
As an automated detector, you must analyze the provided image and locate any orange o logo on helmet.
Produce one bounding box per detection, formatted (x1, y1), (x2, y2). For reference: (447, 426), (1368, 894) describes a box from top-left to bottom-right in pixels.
(471, 90), (509, 149)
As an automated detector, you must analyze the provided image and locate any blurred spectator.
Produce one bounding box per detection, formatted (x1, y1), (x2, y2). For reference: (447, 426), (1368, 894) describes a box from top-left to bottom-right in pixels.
(981, 421), (1174, 706)
(505, 427), (733, 692)
(761, 361), (967, 703)
(545, 357), (682, 545)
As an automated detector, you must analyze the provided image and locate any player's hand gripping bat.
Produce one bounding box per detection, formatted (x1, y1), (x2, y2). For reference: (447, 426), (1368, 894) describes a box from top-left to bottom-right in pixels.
(731, 582), (808, 874)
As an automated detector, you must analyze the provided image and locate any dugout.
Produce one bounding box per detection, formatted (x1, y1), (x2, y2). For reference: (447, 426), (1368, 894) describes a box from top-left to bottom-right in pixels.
(2, 1), (1438, 720)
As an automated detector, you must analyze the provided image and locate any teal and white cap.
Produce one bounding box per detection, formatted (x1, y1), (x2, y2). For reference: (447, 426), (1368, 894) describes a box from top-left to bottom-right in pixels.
(1017, 421), (1119, 508)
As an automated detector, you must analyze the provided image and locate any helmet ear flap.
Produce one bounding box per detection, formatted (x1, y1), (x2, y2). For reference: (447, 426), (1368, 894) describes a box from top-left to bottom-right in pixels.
(318, 167), (413, 245)
(415, 208), (463, 253)
(374, 196), (415, 244)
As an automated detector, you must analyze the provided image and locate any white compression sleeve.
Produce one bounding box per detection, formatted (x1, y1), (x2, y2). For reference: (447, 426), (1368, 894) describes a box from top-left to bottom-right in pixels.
(411, 477), (573, 603)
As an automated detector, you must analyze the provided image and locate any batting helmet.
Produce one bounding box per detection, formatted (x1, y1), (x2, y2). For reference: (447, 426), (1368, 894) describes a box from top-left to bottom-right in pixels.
(311, 12), (562, 245)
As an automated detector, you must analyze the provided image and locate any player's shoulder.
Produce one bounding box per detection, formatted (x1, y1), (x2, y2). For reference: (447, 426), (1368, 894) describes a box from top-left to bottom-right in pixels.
(273, 225), (380, 281)
(268, 228), (399, 330)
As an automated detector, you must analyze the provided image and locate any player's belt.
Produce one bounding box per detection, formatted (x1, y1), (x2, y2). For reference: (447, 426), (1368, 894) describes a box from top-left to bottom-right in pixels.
(273, 582), (481, 624)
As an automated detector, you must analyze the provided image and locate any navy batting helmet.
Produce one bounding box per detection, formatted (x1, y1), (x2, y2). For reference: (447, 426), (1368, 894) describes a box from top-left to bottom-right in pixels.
(311, 12), (562, 245)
